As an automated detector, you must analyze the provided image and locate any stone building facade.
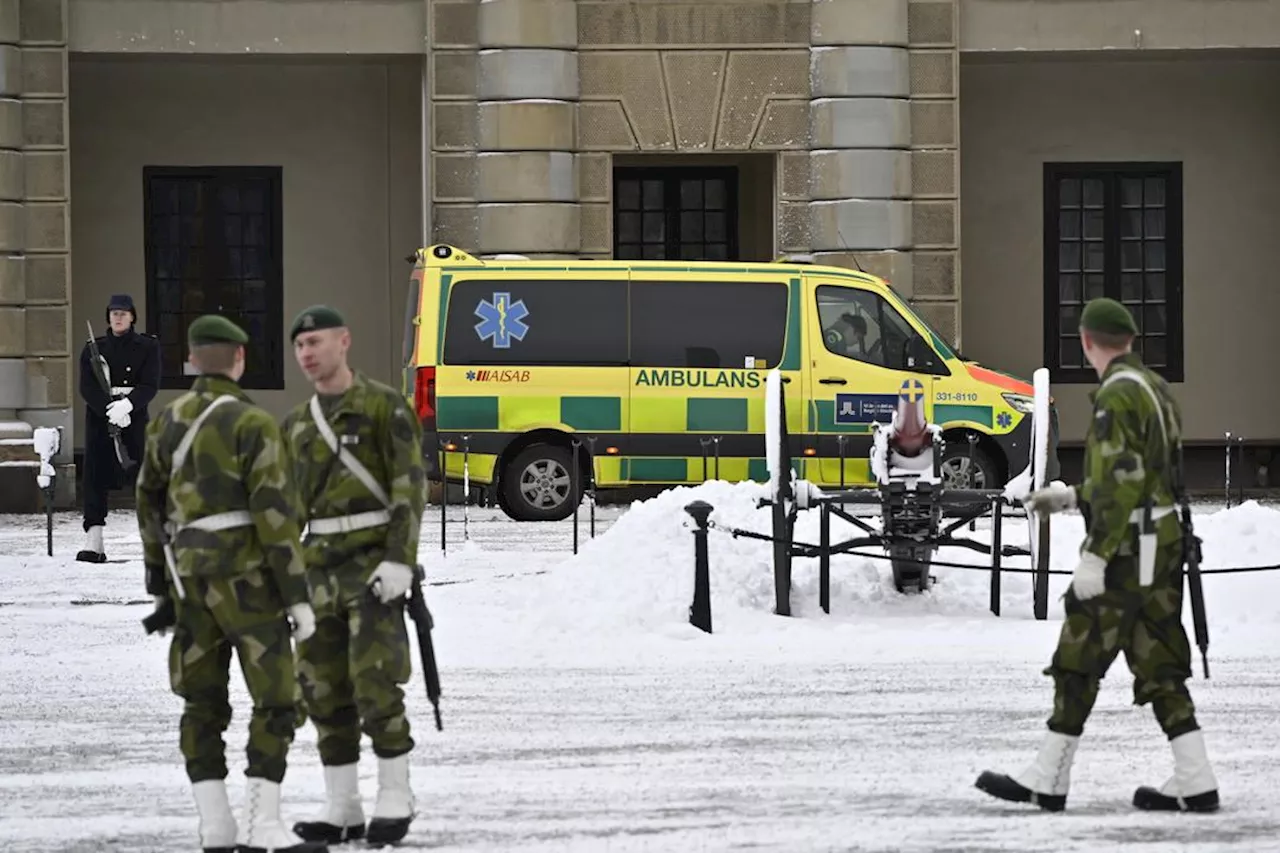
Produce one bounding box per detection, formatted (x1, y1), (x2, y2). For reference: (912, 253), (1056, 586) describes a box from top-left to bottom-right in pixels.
(2, 0), (1280, 510)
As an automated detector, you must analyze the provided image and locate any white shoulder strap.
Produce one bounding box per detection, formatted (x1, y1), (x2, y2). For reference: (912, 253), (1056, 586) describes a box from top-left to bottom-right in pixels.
(173, 394), (236, 473)
(309, 394), (391, 508)
(1099, 369), (1168, 448)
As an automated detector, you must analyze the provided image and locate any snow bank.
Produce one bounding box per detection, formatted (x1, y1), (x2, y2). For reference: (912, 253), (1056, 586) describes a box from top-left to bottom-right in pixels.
(526, 484), (1280, 647)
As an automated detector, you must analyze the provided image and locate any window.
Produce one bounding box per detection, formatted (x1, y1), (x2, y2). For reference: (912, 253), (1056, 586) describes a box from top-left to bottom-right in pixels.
(630, 279), (787, 368)
(613, 167), (739, 261)
(1044, 162), (1183, 383)
(442, 278), (628, 366)
(143, 166), (284, 389)
(816, 285), (924, 373)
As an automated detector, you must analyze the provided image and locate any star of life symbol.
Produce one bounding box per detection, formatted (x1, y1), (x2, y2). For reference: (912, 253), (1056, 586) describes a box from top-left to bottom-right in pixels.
(474, 292), (529, 349)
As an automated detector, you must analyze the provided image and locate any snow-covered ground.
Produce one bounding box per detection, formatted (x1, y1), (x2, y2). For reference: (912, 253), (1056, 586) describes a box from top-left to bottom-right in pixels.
(3, 482), (1280, 851)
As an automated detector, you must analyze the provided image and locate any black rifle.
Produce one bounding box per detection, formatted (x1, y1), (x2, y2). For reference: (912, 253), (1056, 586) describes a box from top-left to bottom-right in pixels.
(1174, 448), (1210, 678)
(370, 565), (442, 731)
(84, 321), (136, 471)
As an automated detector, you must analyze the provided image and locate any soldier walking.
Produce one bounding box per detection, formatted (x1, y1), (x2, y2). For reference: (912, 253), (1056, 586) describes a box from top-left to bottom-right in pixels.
(135, 315), (328, 853)
(975, 297), (1219, 813)
(282, 305), (427, 847)
(76, 294), (160, 562)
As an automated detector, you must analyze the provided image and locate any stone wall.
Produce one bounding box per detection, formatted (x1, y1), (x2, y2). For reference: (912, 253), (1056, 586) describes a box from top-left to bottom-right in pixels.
(0, 0), (73, 512)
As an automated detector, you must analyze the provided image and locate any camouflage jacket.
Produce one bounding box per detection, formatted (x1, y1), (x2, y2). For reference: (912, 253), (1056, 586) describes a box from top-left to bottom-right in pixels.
(1076, 352), (1184, 562)
(135, 374), (309, 607)
(281, 371), (425, 578)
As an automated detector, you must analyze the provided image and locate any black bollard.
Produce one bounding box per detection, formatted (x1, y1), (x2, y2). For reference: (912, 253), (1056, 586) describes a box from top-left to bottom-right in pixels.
(837, 434), (847, 489)
(700, 437), (711, 481)
(1224, 431), (1232, 509)
(989, 495), (1003, 617)
(712, 436), (721, 480)
(586, 436), (598, 539)
(44, 483), (54, 557)
(439, 440), (449, 553)
(572, 439), (582, 555)
(686, 500), (714, 633)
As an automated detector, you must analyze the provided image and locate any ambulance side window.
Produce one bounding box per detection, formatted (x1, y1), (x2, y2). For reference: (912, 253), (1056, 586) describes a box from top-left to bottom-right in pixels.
(442, 278), (629, 365)
(630, 278), (788, 368)
(817, 284), (919, 371)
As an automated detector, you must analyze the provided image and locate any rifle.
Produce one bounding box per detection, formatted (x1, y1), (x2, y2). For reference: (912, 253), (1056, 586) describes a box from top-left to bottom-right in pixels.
(85, 321), (136, 471)
(1175, 448), (1210, 678)
(370, 564), (442, 731)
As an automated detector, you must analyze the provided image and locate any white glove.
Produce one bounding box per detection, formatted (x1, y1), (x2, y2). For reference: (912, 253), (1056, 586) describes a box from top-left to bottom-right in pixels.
(106, 396), (133, 429)
(288, 603), (316, 642)
(1070, 551), (1108, 601)
(368, 561), (415, 603)
(1024, 481), (1076, 515)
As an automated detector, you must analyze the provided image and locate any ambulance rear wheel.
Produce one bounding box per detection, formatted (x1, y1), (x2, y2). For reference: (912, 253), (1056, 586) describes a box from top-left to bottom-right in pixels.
(502, 443), (580, 522)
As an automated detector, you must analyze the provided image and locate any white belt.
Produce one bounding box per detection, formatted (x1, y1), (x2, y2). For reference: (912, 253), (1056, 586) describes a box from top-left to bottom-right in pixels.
(306, 509), (390, 536)
(167, 510), (254, 537)
(1129, 506), (1175, 523)
(111, 386), (134, 396)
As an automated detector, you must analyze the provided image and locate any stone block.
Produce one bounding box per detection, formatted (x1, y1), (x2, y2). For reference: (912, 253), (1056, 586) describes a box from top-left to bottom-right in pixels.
(778, 151), (810, 200)
(473, 202), (580, 254)
(477, 100), (575, 150)
(23, 302), (64, 355)
(22, 98), (63, 148)
(0, 304), (24, 354)
(0, 45), (20, 97)
(579, 202), (610, 253)
(433, 152), (477, 201)
(0, 0), (16, 46)
(432, 102), (478, 150)
(0, 199), (23, 250)
(433, 0), (478, 47)
(909, 49), (954, 98)
(910, 99), (955, 148)
(20, 0), (66, 45)
(809, 198), (911, 252)
(478, 0), (577, 48)
(812, 0), (908, 46)
(477, 48), (578, 101)
(432, 52), (477, 100)
(0, 147), (20, 199)
(578, 1), (811, 46)
(715, 50), (809, 150)
(23, 353), (68, 406)
(0, 249), (21, 302)
(23, 149), (63, 200)
(908, 298), (958, 348)
(20, 47), (63, 97)
(577, 101), (636, 150)
(475, 151), (576, 202)
(23, 200), (64, 251)
(911, 148), (956, 197)
(753, 99), (809, 149)
(912, 249), (957, 298)
(0, 356), (23, 406)
(810, 46), (909, 98)
(0, 97), (18, 148)
(433, 203), (480, 249)
(577, 153), (610, 202)
(813, 250), (914, 296)
(908, 1), (955, 47)
(777, 200), (811, 252)
(810, 97), (909, 149)
(810, 149), (910, 200)
(23, 252), (64, 301)
(912, 198), (956, 247)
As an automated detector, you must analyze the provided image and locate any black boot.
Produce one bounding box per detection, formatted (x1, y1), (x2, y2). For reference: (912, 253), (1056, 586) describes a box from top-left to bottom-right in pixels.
(1133, 730), (1220, 813)
(975, 730), (1079, 812)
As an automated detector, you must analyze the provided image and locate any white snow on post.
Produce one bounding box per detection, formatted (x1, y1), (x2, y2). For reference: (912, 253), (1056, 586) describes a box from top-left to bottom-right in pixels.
(1002, 367), (1052, 503)
(764, 368), (782, 500)
(33, 427), (59, 489)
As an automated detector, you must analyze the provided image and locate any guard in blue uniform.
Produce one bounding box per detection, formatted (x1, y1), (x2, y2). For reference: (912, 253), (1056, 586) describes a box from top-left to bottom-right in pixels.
(76, 294), (160, 562)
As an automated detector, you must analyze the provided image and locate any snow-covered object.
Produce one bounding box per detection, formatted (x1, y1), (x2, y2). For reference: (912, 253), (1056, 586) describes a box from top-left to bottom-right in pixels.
(764, 368), (782, 500)
(1003, 367), (1051, 503)
(32, 427), (59, 489)
(869, 396), (943, 486)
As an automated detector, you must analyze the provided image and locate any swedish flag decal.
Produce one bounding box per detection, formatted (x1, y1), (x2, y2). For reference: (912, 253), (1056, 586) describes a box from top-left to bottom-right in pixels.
(900, 378), (924, 403)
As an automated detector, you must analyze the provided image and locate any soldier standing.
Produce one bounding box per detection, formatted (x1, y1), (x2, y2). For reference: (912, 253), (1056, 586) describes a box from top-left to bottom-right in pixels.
(77, 293), (160, 562)
(975, 297), (1219, 813)
(136, 315), (328, 853)
(281, 305), (427, 847)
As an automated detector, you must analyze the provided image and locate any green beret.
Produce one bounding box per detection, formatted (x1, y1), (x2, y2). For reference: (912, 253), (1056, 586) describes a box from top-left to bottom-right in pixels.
(290, 305), (347, 341)
(1080, 297), (1138, 336)
(188, 314), (248, 346)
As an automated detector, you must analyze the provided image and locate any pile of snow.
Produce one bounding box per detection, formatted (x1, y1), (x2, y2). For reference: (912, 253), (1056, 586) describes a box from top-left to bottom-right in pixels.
(525, 483), (1280, 647)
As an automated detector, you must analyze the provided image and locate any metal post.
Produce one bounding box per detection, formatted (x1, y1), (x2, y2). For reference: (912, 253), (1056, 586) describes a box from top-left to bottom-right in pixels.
(968, 433), (978, 531)
(1225, 431), (1232, 509)
(989, 495), (1002, 617)
(819, 501), (831, 614)
(586, 436), (598, 539)
(571, 439), (581, 555)
(44, 482), (54, 556)
(713, 436), (721, 480)
(439, 441), (448, 554)
(700, 437), (710, 481)
(1237, 435), (1245, 506)
(686, 500), (714, 633)
(462, 435), (471, 543)
(837, 434), (846, 489)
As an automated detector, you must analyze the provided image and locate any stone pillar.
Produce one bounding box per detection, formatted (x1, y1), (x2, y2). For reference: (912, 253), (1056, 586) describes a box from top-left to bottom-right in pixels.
(0, 0), (73, 513)
(431, 0), (580, 258)
(906, 0), (960, 347)
(807, 0), (913, 289)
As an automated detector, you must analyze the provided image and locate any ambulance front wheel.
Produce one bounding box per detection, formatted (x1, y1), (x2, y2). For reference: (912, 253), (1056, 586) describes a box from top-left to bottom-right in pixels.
(501, 442), (581, 522)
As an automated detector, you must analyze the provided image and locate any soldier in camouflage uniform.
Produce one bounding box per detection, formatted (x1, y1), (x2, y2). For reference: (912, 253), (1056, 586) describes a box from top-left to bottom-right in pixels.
(975, 298), (1219, 813)
(136, 315), (328, 853)
(281, 305), (427, 847)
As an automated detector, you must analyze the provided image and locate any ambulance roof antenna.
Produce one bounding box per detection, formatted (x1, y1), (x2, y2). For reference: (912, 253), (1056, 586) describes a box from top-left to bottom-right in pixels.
(836, 224), (866, 274)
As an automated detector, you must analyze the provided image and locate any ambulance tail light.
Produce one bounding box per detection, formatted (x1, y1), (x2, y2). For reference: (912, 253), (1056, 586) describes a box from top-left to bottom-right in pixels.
(414, 366), (437, 430)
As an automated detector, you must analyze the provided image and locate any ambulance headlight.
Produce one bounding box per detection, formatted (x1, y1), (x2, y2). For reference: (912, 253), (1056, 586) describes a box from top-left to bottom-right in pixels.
(1002, 393), (1035, 415)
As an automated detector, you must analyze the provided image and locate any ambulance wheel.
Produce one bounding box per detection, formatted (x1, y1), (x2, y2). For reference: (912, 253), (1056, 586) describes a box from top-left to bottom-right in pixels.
(502, 443), (580, 522)
(939, 439), (999, 490)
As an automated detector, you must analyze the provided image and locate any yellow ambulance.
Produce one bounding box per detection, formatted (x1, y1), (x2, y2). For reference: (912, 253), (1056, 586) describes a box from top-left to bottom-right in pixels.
(401, 245), (1059, 521)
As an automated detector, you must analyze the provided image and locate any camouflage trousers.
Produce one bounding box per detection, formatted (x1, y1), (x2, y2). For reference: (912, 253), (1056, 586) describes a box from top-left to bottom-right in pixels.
(296, 568), (415, 766)
(1045, 541), (1199, 740)
(168, 572), (300, 784)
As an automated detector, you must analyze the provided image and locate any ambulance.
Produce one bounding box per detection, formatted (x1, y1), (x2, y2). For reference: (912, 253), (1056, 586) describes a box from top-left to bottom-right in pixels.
(401, 245), (1060, 522)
